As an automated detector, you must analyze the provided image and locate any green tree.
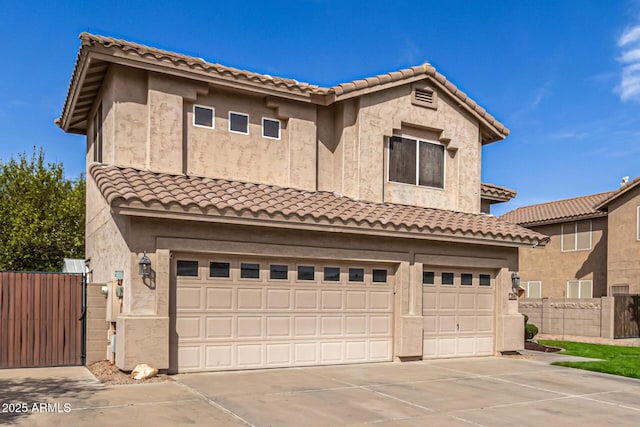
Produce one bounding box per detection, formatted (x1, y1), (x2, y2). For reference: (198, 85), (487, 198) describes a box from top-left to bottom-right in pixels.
(0, 148), (85, 271)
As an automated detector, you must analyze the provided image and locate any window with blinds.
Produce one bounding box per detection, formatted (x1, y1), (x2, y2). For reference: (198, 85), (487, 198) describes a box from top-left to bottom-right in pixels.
(561, 221), (591, 251)
(388, 136), (445, 189)
(567, 279), (592, 298)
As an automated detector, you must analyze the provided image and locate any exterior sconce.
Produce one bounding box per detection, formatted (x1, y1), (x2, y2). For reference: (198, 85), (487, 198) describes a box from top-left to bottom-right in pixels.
(511, 272), (520, 295)
(139, 251), (151, 277)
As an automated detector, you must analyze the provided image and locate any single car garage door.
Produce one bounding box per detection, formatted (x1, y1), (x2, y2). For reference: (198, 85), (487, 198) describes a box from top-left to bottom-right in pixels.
(174, 255), (394, 372)
(422, 268), (495, 358)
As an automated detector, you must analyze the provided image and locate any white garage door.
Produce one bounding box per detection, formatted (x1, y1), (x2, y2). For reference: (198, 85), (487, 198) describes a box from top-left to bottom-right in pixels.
(422, 269), (495, 358)
(174, 255), (394, 372)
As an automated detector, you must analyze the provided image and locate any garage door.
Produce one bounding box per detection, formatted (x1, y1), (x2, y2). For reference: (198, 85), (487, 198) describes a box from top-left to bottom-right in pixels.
(174, 255), (394, 372)
(422, 268), (495, 358)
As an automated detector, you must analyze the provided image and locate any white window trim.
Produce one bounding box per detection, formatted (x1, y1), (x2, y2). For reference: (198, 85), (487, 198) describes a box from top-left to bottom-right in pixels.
(193, 105), (215, 129)
(229, 111), (249, 135)
(262, 117), (281, 140)
(561, 221), (592, 252)
(522, 281), (542, 298)
(387, 135), (446, 191)
(566, 279), (593, 298)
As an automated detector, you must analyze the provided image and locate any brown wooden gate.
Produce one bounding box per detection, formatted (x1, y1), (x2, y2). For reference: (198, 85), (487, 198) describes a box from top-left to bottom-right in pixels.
(614, 294), (640, 339)
(0, 271), (84, 368)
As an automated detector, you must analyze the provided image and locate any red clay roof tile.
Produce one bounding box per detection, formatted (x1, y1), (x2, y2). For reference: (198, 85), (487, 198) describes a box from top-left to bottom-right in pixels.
(90, 163), (546, 245)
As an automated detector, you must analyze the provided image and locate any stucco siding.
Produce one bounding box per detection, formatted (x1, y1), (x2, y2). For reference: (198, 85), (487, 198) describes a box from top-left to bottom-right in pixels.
(607, 189), (640, 293)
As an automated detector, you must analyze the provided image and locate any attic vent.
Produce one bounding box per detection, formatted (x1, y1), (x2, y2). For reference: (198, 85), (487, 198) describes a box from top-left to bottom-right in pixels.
(412, 86), (437, 109)
(415, 89), (434, 103)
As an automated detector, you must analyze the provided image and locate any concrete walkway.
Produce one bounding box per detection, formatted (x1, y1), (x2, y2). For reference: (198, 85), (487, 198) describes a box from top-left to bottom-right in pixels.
(537, 333), (640, 347)
(2, 356), (640, 426)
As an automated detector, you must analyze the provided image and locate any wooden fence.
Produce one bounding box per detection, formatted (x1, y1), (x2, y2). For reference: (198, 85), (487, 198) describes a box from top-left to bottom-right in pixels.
(614, 294), (640, 339)
(0, 271), (84, 368)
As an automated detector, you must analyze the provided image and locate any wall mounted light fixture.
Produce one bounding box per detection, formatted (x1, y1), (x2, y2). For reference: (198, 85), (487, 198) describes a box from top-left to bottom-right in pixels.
(139, 251), (151, 277)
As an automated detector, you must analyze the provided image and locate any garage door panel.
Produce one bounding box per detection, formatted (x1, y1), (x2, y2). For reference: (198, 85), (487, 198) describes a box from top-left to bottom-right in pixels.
(206, 316), (233, 339)
(423, 293), (437, 311)
(476, 315), (493, 333)
(266, 316), (290, 337)
(458, 315), (476, 332)
(295, 289), (318, 309)
(176, 256), (393, 372)
(321, 290), (342, 309)
(206, 288), (233, 310)
(423, 315), (437, 333)
(267, 289), (291, 309)
(476, 337), (493, 354)
(457, 337), (475, 355)
(458, 293), (475, 310)
(370, 315), (391, 335)
(237, 344), (262, 366)
(346, 316), (367, 335)
(438, 338), (457, 356)
(439, 315), (457, 333)
(439, 293), (457, 310)
(346, 291), (367, 309)
(178, 287), (203, 310)
(237, 288), (263, 310)
(266, 343), (292, 365)
(177, 317), (201, 340)
(477, 293), (493, 310)
(206, 345), (232, 369)
(237, 317), (262, 337)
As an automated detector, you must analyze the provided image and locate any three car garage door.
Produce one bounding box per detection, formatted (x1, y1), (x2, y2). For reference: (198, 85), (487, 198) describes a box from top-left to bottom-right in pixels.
(174, 255), (394, 372)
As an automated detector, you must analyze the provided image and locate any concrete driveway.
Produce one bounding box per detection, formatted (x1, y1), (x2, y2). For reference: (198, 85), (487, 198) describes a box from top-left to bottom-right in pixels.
(2, 355), (640, 426)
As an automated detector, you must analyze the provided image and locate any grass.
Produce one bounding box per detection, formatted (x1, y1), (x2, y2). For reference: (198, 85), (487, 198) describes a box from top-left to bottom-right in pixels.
(539, 340), (640, 379)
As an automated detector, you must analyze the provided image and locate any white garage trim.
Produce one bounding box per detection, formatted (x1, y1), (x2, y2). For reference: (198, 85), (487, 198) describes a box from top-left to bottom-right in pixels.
(174, 255), (395, 372)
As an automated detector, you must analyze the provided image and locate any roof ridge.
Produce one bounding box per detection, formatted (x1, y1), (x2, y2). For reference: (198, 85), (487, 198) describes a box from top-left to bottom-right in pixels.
(508, 189), (616, 212)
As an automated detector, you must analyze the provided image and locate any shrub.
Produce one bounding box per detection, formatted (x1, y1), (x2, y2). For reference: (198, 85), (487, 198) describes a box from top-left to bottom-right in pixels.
(523, 314), (528, 324)
(525, 323), (539, 340)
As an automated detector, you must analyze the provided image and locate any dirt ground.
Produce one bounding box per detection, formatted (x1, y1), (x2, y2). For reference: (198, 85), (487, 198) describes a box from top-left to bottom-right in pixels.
(86, 360), (173, 385)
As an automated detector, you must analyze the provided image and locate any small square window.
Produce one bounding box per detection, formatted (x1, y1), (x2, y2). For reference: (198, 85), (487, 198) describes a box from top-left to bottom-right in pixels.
(372, 269), (387, 283)
(348, 268), (364, 282)
(240, 263), (260, 279)
(262, 118), (280, 139)
(423, 271), (435, 285)
(479, 274), (491, 286)
(324, 267), (341, 282)
(442, 272), (454, 285)
(177, 260), (198, 277)
(229, 112), (249, 134)
(194, 105), (214, 128)
(297, 265), (315, 281)
(209, 262), (230, 278)
(461, 274), (473, 286)
(270, 264), (288, 280)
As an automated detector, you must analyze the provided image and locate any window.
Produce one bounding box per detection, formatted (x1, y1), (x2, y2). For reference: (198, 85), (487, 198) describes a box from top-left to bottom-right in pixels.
(209, 262), (230, 278)
(461, 273), (473, 286)
(92, 103), (102, 163)
(269, 264), (288, 280)
(441, 272), (454, 285)
(479, 274), (491, 286)
(372, 269), (387, 283)
(522, 281), (542, 298)
(193, 105), (214, 128)
(297, 265), (315, 281)
(388, 136), (444, 189)
(611, 284), (629, 295)
(561, 221), (591, 251)
(423, 271), (435, 285)
(177, 260), (198, 277)
(229, 112), (249, 134)
(348, 268), (364, 282)
(324, 267), (340, 282)
(240, 263), (260, 279)
(262, 118), (280, 139)
(567, 279), (592, 298)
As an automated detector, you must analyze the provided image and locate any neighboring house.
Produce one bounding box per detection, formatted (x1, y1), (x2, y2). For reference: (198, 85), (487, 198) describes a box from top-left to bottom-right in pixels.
(501, 177), (640, 299)
(57, 33), (545, 373)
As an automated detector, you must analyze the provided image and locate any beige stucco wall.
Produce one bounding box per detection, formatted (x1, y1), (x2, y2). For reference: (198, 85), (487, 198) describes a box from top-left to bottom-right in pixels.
(95, 67), (486, 213)
(102, 213), (519, 371)
(519, 217), (607, 298)
(606, 188), (640, 293)
(86, 283), (109, 364)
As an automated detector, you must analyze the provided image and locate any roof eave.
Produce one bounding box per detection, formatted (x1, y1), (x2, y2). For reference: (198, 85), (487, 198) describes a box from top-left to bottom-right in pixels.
(514, 211), (608, 228)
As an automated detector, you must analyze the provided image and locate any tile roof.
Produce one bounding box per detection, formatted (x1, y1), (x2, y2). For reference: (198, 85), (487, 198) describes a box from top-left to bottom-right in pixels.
(480, 183), (516, 202)
(500, 191), (614, 226)
(594, 176), (640, 210)
(89, 163), (547, 246)
(58, 33), (509, 141)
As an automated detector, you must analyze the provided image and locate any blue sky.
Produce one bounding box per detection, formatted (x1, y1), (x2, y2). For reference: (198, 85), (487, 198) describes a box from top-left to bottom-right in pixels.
(1, 0), (639, 216)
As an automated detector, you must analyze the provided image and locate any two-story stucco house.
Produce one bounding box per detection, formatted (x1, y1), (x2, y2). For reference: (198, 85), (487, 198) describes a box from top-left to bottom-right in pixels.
(57, 33), (545, 373)
(501, 177), (640, 300)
